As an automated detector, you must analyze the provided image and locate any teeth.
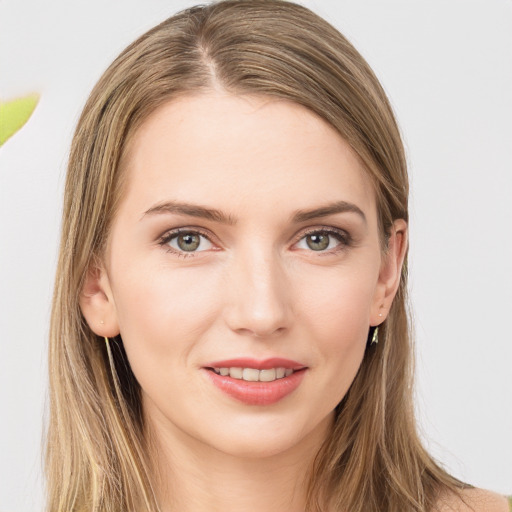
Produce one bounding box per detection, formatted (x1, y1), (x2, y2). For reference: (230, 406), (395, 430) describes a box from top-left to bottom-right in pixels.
(259, 369), (276, 382)
(212, 367), (295, 382)
(242, 368), (260, 381)
(229, 367), (243, 379)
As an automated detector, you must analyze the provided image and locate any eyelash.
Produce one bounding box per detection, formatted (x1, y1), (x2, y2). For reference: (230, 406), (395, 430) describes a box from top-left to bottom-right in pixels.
(158, 228), (214, 258)
(297, 227), (352, 255)
(157, 226), (352, 258)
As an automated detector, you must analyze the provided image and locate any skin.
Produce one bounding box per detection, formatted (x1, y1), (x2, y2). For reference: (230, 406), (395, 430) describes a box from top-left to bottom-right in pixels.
(81, 91), (411, 511)
(437, 489), (509, 512)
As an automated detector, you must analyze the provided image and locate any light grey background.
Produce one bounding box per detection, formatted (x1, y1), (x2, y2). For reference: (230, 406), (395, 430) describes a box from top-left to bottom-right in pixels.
(1, 0), (510, 510)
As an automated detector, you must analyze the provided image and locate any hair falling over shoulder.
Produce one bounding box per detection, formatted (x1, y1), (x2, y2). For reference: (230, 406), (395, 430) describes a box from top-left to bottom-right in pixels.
(46, 1), (467, 510)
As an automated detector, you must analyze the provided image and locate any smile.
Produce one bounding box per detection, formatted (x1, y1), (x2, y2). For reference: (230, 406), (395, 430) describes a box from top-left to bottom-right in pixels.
(203, 358), (307, 406)
(211, 367), (294, 382)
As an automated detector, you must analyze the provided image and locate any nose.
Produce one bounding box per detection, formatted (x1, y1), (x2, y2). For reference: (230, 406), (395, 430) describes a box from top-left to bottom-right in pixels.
(223, 245), (292, 339)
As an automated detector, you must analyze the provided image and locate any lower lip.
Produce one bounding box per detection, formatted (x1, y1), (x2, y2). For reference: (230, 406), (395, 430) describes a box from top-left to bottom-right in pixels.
(203, 368), (307, 406)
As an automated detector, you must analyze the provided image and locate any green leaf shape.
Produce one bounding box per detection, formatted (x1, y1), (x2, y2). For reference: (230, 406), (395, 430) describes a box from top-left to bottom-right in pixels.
(0, 93), (40, 146)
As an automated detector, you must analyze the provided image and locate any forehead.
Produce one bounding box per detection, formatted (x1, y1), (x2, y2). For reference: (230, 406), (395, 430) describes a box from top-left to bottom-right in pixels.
(119, 92), (377, 223)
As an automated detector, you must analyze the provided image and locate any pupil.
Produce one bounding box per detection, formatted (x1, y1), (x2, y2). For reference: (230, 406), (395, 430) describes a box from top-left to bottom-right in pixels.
(307, 233), (329, 251)
(178, 233), (200, 251)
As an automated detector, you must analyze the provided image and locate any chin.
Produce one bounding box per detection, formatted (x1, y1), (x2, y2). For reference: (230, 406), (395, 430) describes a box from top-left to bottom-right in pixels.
(214, 432), (302, 459)
(194, 410), (335, 460)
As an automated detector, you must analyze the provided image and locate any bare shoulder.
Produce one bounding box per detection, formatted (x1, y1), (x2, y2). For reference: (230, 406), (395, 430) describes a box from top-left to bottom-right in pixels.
(436, 487), (509, 512)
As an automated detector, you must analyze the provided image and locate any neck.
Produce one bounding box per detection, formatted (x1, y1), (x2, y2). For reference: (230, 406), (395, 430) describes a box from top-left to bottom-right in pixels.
(146, 411), (332, 512)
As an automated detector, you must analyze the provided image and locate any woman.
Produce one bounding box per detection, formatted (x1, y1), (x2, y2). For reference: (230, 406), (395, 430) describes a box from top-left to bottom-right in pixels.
(45, 1), (509, 510)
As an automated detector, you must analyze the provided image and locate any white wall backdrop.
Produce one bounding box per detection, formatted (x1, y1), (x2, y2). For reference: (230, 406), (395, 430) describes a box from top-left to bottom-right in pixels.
(1, 0), (510, 510)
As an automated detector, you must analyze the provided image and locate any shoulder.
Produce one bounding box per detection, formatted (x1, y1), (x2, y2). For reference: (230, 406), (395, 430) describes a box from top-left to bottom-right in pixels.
(435, 488), (510, 512)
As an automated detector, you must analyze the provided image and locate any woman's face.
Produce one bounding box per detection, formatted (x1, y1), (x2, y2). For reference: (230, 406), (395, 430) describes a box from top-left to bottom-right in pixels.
(88, 92), (404, 458)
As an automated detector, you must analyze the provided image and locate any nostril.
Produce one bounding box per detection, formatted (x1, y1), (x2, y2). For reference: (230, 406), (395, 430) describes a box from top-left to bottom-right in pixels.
(233, 325), (287, 339)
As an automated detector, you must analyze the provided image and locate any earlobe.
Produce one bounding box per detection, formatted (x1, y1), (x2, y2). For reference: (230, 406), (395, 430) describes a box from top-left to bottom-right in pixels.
(370, 219), (408, 325)
(79, 261), (120, 337)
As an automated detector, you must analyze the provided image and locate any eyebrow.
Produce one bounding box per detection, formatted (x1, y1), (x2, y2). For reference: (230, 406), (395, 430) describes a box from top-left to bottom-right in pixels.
(142, 199), (366, 225)
(291, 201), (366, 224)
(142, 201), (237, 225)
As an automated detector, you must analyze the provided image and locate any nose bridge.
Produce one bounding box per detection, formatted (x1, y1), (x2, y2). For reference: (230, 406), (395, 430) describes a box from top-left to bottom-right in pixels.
(224, 240), (291, 337)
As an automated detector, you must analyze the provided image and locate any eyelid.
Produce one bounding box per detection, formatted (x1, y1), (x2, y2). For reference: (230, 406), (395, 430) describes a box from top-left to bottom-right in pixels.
(296, 225), (348, 237)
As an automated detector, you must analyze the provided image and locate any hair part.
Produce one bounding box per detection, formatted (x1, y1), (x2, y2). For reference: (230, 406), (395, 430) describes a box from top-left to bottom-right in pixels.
(46, 1), (465, 510)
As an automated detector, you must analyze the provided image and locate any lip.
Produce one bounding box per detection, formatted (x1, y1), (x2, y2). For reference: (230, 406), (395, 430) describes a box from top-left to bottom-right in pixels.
(204, 357), (306, 370)
(202, 358), (308, 406)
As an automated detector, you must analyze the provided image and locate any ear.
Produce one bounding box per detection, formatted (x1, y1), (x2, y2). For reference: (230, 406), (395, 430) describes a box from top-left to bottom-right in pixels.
(79, 258), (120, 337)
(370, 219), (408, 326)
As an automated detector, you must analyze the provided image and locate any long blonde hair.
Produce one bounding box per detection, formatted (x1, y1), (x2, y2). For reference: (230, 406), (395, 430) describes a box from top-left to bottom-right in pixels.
(46, 1), (465, 510)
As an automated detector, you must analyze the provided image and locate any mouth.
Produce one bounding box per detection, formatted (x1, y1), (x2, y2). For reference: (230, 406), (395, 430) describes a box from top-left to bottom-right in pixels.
(202, 358), (308, 406)
(208, 366), (296, 382)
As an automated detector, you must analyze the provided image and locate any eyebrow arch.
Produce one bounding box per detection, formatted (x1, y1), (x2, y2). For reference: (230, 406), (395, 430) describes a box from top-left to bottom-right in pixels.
(142, 201), (237, 225)
(291, 201), (367, 224)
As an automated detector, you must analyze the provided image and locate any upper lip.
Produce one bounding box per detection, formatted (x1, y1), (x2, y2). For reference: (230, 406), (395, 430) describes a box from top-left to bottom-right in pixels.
(204, 357), (307, 371)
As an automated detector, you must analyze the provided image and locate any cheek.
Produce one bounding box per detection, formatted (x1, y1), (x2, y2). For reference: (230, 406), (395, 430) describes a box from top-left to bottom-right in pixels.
(110, 259), (223, 370)
(296, 266), (377, 396)
(298, 265), (377, 344)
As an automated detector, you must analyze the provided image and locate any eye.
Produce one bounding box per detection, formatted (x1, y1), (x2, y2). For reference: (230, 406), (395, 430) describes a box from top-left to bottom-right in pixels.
(295, 229), (349, 252)
(160, 229), (213, 254)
